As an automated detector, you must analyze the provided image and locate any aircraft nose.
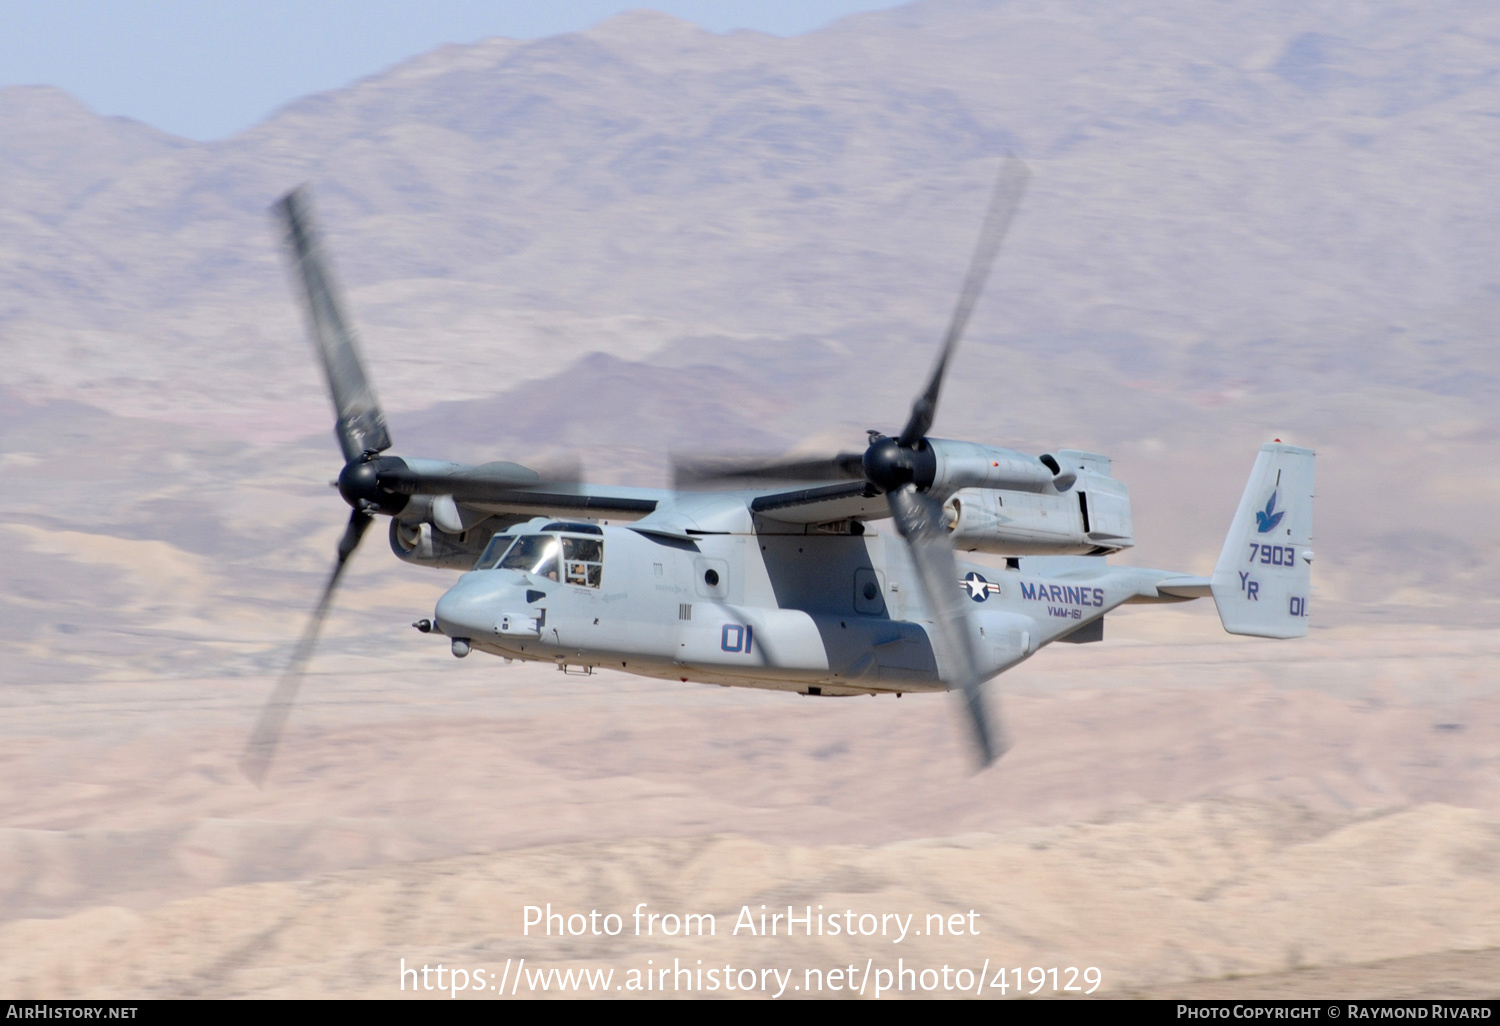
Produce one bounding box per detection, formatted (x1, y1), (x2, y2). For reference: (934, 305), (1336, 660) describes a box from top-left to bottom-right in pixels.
(434, 572), (510, 639)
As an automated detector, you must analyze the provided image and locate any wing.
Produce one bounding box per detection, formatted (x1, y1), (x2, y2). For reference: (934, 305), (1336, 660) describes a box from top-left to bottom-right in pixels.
(456, 484), (663, 521)
(748, 481), (892, 525)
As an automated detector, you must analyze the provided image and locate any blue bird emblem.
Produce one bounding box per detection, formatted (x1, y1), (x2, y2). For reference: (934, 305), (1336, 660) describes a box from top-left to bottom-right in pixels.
(1256, 491), (1285, 534)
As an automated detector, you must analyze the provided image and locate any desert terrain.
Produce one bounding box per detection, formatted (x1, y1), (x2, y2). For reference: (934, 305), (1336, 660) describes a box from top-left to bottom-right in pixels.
(2, 0), (1498, 999)
(1, 615), (1497, 997)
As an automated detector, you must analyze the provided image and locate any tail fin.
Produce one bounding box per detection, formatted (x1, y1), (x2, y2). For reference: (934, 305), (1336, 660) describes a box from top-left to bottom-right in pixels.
(1210, 443), (1315, 638)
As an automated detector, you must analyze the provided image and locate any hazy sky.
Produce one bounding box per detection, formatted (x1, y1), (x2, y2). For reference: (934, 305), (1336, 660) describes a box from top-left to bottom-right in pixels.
(0, 1), (906, 141)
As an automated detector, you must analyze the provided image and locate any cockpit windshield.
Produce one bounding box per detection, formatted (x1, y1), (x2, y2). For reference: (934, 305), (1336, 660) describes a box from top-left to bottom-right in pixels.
(497, 534), (562, 580)
(474, 533), (515, 570)
(480, 530), (604, 587)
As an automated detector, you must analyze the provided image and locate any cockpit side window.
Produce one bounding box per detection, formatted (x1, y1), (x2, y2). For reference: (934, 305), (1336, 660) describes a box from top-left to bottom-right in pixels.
(561, 535), (604, 588)
(475, 533), (516, 570)
(497, 535), (562, 581)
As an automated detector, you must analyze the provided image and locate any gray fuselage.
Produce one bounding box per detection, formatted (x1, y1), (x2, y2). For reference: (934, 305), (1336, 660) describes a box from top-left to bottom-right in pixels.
(433, 517), (1149, 697)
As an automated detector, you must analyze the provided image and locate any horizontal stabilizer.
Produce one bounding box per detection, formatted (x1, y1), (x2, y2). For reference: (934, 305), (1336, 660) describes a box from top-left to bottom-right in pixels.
(1155, 575), (1211, 599)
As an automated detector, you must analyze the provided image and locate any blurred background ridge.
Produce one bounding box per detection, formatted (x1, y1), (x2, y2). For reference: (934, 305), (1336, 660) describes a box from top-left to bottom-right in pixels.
(1, 0), (1498, 999)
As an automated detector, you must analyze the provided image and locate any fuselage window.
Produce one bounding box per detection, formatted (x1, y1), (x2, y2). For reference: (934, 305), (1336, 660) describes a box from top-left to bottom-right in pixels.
(476, 533), (516, 570)
(561, 535), (604, 588)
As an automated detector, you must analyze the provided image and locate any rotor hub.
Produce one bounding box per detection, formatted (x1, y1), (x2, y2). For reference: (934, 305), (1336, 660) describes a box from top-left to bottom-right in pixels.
(862, 436), (909, 492)
(337, 456), (409, 516)
(861, 435), (936, 494)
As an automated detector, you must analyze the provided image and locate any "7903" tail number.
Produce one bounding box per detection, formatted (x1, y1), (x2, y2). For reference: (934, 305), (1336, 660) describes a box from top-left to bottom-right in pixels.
(1248, 543), (1296, 567)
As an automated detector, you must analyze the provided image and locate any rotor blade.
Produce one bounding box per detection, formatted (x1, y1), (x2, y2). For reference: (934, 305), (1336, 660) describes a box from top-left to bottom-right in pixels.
(273, 187), (393, 464)
(240, 509), (373, 787)
(898, 156), (1031, 447)
(886, 484), (1010, 768)
(673, 453), (866, 488)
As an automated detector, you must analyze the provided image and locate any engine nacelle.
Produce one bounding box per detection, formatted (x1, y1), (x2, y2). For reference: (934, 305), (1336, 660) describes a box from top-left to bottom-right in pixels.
(943, 449), (1134, 556)
(389, 517), (495, 570)
(926, 438), (1059, 494)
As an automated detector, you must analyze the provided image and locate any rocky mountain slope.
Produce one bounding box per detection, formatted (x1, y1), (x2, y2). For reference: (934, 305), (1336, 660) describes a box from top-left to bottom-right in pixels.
(3, 0), (1498, 682)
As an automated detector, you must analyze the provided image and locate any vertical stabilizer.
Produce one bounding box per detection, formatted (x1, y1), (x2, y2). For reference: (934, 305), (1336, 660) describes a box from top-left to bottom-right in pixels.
(1210, 443), (1315, 638)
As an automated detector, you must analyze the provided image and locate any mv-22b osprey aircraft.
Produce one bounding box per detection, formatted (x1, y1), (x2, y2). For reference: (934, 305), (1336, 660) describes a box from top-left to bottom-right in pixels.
(241, 159), (1315, 784)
